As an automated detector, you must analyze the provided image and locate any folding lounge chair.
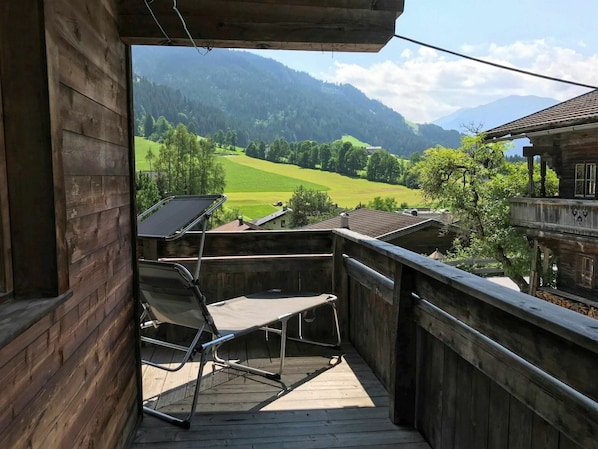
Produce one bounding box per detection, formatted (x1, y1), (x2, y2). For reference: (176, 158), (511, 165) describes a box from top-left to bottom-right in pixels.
(137, 195), (341, 428)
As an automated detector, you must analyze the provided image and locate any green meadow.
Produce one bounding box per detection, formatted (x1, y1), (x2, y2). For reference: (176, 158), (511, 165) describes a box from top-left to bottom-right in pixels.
(134, 136), (424, 219)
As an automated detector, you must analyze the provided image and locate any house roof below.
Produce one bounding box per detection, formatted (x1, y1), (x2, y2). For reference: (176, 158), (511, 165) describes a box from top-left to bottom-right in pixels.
(302, 207), (447, 239)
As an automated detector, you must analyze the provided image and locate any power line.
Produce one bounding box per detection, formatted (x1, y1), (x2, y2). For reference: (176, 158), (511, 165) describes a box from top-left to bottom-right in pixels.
(394, 34), (598, 90)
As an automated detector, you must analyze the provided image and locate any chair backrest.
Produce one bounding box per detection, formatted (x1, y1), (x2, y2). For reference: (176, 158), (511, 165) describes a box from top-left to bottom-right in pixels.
(137, 194), (226, 240)
(139, 260), (216, 331)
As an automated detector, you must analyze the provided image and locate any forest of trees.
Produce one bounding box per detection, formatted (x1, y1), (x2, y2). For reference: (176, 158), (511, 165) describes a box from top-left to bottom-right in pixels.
(244, 137), (417, 186)
(132, 47), (463, 156)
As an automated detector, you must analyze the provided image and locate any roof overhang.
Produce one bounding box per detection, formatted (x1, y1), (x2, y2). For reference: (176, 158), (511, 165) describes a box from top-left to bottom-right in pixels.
(485, 121), (598, 143)
(118, 0), (404, 52)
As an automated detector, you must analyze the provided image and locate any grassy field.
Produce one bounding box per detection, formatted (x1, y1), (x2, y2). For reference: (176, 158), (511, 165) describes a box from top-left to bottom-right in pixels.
(134, 136), (424, 219)
(221, 154), (423, 218)
(340, 134), (370, 148)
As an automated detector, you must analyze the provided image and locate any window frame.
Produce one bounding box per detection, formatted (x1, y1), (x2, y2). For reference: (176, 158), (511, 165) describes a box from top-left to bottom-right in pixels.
(578, 255), (594, 289)
(574, 162), (596, 198)
(0, 72), (12, 300)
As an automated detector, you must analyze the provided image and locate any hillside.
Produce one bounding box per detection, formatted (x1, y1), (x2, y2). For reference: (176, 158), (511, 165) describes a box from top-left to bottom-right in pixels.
(134, 137), (423, 219)
(132, 46), (462, 156)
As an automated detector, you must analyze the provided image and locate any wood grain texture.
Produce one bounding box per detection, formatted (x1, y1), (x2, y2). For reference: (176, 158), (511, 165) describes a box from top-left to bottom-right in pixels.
(118, 0), (403, 50)
(134, 338), (429, 449)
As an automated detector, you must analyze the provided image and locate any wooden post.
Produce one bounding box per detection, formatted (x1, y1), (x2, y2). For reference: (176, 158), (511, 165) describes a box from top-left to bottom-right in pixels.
(0, 0), (68, 297)
(540, 159), (547, 198)
(0, 62), (12, 296)
(388, 262), (417, 425)
(332, 233), (349, 340)
(527, 155), (535, 198)
(529, 239), (539, 296)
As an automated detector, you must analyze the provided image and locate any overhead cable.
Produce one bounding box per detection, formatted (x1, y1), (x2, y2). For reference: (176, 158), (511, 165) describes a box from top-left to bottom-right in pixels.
(394, 34), (598, 90)
(144, 0), (172, 45)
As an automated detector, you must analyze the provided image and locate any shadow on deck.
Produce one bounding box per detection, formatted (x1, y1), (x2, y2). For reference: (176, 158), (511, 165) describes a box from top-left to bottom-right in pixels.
(132, 334), (430, 448)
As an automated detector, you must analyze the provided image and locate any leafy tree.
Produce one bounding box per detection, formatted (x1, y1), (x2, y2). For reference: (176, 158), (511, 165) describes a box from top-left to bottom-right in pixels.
(145, 147), (155, 171)
(287, 185), (338, 228)
(367, 196), (398, 212)
(156, 124), (225, 196)
(319, 143), (332, 171)
(136, 172), (161, 214)
(367, 149), (401, 183)
(143, 114), (154, 138)
(150, 116), (172, 142)
(413, 134), (558, 292)
(345, 147), (368, 176)
(245, 140), (258, 157)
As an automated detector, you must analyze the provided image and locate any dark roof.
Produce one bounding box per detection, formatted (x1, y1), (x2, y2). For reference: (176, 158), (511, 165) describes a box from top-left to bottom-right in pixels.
(250, 209), (290, 226)
(302, 208), (438, 239)
(485, 89), (598, 140)
(211, 220), (263, 232)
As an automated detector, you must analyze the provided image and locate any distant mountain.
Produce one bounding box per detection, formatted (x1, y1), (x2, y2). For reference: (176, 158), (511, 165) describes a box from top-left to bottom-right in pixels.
(433, 95), (559, 133)
(132, 47), (462, 156)
(432, 95), (559, 156)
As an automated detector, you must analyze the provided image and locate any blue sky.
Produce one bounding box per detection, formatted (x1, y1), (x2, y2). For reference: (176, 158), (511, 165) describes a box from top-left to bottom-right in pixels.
(247, 0), (598, 123)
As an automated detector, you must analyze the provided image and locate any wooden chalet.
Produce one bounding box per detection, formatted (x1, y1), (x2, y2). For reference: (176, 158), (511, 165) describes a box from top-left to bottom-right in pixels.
(1, 1), (598, 449)
(486, 89), (598, 316)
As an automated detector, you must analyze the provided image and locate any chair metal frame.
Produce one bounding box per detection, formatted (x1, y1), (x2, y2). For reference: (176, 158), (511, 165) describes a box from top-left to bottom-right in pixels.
(137, 194), (341, 428)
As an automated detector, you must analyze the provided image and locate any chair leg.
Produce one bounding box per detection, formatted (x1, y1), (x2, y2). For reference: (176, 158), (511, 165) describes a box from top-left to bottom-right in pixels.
(143, 348), (209, 429)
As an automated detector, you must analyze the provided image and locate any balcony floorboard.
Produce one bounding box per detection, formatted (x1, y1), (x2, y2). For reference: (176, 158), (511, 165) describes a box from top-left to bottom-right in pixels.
(132, 334), (430, 448)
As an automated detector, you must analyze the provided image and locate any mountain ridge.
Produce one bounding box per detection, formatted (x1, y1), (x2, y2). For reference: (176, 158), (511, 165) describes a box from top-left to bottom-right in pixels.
(433, 95), (559, 132)
(132, 46), (462, 156)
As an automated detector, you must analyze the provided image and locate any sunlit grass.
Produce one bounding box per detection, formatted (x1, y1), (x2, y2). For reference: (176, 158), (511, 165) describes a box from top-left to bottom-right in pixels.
(134, 136), (424, 220)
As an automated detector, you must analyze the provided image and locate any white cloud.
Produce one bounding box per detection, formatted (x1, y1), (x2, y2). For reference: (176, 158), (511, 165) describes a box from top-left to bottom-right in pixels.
(329, 40), (598, 123)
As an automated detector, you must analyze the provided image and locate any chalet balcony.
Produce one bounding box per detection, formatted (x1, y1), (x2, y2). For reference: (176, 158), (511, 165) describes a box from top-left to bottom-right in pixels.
(133, 229), (598, 449)
(510, 197), (598, 238)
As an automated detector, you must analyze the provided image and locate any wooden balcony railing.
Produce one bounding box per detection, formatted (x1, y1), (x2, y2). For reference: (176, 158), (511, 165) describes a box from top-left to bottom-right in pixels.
(140, 228), (598, 449)
(510, 197), (598, 238)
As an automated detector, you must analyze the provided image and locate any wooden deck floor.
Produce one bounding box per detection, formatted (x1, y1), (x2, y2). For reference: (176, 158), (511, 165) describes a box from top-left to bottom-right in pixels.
(132, 334), (430, 449)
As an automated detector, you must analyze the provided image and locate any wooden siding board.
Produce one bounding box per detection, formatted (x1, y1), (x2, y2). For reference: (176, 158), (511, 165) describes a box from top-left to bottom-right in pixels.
(508, 398), (533, 449)
(439, 348), (459, 449)
(487, 382), (510, 449)
(531, 413), (559, 449)
(470, 366), (490, 449)
(65, 175), (130, 220)
(62, 131), (129, 176)
(60, 84), (128, 146)
(389, 263), (417, 425)
(67, 205), (131, 264)
(416, 331), (443, 449)
(453, 355), (474, 449)
(414, 299), (598, 449)
(416, 275), (598, 403)
(0, 295), (134, 449)
(54, 0), (126, 89)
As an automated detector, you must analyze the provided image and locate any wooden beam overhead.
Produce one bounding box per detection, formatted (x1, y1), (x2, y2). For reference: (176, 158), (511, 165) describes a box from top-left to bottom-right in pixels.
(118, 0), (404, 51)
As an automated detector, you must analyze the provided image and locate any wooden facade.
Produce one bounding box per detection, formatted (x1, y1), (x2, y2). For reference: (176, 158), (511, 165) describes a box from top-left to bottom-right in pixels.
(510, 129), (598, 299)
(0, 0), (139, 448)
(0, 2), (405, 448)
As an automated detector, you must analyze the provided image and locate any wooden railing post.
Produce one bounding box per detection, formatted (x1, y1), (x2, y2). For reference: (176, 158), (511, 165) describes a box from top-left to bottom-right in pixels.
(333, 234), (349, 341)
(389, 262), (417, 425)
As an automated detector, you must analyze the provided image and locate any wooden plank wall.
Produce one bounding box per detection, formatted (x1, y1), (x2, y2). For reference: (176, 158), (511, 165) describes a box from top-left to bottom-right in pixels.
(546, 239), (598, 297)
(533, 132), (598, 199)
(334, 229), (598, 449)
(0, 0), (138, 448)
